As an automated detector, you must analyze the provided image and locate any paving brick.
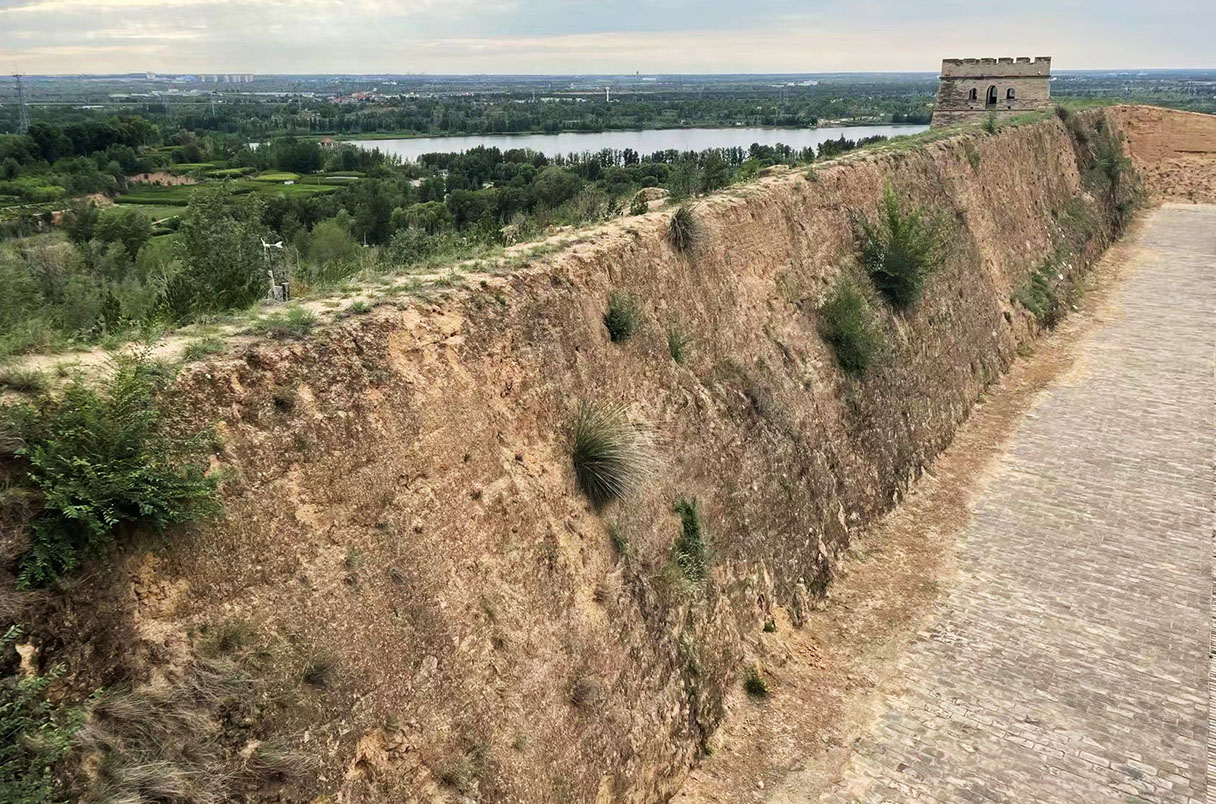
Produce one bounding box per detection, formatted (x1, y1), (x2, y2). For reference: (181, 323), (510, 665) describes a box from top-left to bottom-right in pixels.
(816, 205), (1216, 803)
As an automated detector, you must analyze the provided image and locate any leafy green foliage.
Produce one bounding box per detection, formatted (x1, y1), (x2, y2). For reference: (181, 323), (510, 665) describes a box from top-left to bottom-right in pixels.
(0, 626), (83, 803)
(628, 194), (649, 216)
(982, 114), (999, 134)
(171, 184), (269, 317)
(854, 188), (943, 308)
(1013, 257), (1067, 328)
(6, 350), (218, 587)
(569, 401), (656, 508)
(1095, 131), (1133, 198)
(818, 276), (885, 375)
(666, 205), (701, 254)
(603, 291), (642, 343)
(672, 496), (709, 583)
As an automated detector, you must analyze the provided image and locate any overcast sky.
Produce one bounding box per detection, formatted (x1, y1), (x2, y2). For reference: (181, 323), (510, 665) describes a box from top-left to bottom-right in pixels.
(1, 0), (1211, 75)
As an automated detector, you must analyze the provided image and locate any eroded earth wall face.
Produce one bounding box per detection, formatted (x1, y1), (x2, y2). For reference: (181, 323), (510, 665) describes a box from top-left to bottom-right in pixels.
(87, 110), (1141, 802)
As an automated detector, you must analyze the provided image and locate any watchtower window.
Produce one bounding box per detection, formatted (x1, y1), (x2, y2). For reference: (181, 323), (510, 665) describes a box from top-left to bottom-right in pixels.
(1006, 88), (1016, 100)
(986, 85), (998, 106)
(968, 88), (978, 101)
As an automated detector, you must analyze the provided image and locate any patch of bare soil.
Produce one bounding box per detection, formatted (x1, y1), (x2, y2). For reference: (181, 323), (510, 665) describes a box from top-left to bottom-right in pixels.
(672, 216), (1148, 804)
(129, 172), (198, 186)
(1111, 105), (1216, 203)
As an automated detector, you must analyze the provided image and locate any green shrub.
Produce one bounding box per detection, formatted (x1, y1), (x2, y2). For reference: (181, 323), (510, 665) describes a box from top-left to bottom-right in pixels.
(629, 194), (649, 216)
(982, 114), (999, 134)
(854, 188), (943, 308)
(250, 306), (317, 340)
(672, 496), (709, 583)
(603, 291), (642, 343)
(743, 665), (769, 698)
(666, 323), (690, 364)
(818, 276), (885, 375)
(0, 627), (82, 803)
(6, 350), (219, 587)
(1095, 131), (1133, 197)
(569, 401), (656, 507)
(666, 205), (701, 254)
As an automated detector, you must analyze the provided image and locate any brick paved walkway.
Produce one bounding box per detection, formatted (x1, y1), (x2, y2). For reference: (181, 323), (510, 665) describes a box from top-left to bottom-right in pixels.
(817, 205), (1216, 804)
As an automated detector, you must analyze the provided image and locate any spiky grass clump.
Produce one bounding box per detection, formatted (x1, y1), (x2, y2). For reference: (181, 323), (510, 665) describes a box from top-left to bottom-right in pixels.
(818, 276), (885, 375)
(666, 205), (701, 254)
(570, 401), (657, 508)
(603, 291), (642, 343)
(672, 496), (709, 583)
(855, 187), (943, 309)
(0, 367), (49, 394)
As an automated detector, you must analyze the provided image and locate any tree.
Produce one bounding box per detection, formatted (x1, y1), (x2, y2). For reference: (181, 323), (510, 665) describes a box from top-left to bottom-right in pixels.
(172, 185), (268, 316)
(63, 202), (100, 246)
(94, 207), (152, 259)
(699, 151), (731, 194)
(308, 216), (358, 265)
(531, 166), (583, 209)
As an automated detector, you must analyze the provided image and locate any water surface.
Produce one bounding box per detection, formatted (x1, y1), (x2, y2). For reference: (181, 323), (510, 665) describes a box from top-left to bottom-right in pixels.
(344, 124), (928, 161)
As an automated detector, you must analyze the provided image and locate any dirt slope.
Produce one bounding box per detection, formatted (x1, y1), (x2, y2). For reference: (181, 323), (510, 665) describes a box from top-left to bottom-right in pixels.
(1109, 104), (1216, 202)
(13, 106), (1211, 804)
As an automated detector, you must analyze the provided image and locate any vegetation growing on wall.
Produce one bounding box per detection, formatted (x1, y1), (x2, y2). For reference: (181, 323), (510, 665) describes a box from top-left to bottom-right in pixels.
(854, 188), (944, 308)
(817, 276), (886, 375)
(570, 401), (657, 508)
(3, 350), (218, 587)
(0, 627), (81, 804)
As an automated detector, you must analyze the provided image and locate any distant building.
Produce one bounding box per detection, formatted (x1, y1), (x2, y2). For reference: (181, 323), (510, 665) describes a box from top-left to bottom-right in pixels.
(931, 56), (1052, 128)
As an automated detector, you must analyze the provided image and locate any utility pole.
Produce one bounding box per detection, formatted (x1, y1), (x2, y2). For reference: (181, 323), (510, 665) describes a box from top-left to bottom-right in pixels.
(13, 72), (30, 134)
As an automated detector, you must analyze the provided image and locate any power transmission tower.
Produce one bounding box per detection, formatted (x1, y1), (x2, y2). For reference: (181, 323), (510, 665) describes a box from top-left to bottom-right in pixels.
(13, 72), (30, 134)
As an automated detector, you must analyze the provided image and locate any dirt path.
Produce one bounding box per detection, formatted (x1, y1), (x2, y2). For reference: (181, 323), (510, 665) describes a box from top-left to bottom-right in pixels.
(673, 208), (1173, 804)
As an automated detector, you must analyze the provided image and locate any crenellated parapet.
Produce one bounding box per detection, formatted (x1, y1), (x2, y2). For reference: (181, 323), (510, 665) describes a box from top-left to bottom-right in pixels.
(932, 56), (1053, 127)
(940, 57), (1052, 79)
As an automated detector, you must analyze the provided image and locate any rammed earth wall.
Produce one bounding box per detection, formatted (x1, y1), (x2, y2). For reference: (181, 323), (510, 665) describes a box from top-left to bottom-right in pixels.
(54, 108), (1157, 803)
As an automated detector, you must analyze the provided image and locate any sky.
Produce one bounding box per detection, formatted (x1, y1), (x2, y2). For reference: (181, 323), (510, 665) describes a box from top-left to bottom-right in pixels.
(0, 0), (1212, 75)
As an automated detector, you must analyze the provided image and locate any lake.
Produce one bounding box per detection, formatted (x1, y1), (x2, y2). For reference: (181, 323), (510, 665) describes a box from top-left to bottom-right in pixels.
(342, 124), (929, 161)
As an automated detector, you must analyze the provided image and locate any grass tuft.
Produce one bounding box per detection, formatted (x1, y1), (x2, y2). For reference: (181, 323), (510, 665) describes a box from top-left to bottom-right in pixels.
(180, 337), (226, 363)
(744, 665), (769, 698)
(666, 205), (701, 254)
(250, 306), (317, 340)
(570, 401), (657, 508)
(302, 651), (337, 688)
(603, 291), (642, 343)
(0, 367), (48, 394)
(672, 496), (709, 583)
(666, 322), (691, 364)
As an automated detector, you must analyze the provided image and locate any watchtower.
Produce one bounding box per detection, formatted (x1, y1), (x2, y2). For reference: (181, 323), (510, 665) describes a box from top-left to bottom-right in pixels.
(931, 57), (1052, 128)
